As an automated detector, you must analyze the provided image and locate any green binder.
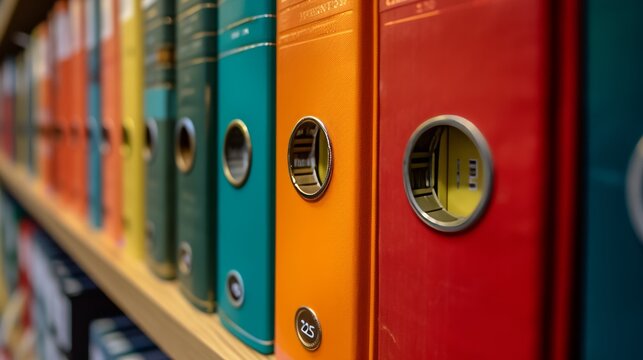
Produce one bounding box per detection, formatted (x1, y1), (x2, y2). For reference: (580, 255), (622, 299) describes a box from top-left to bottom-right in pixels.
(174, 0), (218, 312)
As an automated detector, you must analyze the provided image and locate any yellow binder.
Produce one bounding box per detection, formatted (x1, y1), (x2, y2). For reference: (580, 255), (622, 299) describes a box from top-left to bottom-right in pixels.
(119, 0), (145, 258)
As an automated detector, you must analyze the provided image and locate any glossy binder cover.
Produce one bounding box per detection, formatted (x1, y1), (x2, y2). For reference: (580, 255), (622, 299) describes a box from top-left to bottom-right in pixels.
(87, 0), (103, 228)
(53, 2), (73, 202)
(15, 54), (28, 167)
(2, 59), (15, 161)
(120, 0), (145, 258)
(581, 1), (643, 359)
(33, 25), (45, 182)
(216, 0), (275, 353)
(27, 32), (36, 174)
(100, 0), (123, 242)
(0, 66), (2, 158)
(550, 0), (580, 357)
(144, 0), (177, 279)
(37, 21), (55, 191)
(274, 0), (377, 358)
(378, 1), (578, 359)
(0, 62), (6, 158)
(47, 17), (58, 192)
(175, 0), (218, 312)
(70, 0), (89, 215)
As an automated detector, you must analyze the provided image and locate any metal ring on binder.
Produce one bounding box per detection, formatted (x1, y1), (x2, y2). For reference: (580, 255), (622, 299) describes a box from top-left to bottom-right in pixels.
(145, 220), (155, 253)
(627, 136), (643, 242)
(178, 241), (193, 275)
(403, 115), (494, 232)
(225, 270), (245, 308)
(287, 116), (333, 201)
(174, 117), (196, 173)
(144, 118), (158, 162)
(222, 119), (252, 188)
(100, 125), (111, 155)
(121, 123), (132, 159)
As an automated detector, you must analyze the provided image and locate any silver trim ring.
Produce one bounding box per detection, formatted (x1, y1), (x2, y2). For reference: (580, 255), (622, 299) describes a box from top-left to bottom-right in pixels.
(225, 270), (245, 308)
(100, 125), (111, 155)
(403, 115), (494, 232)
(121, 123), (132, 158)
(175, 117), (196, 173)
(146, 220), (155, 250)
(144, 118), (159, 162)
(178, 241), (192, 275)
(626, 136), (643, 242)
(287, 116), (333, 201)
(222, 119), (252, 188)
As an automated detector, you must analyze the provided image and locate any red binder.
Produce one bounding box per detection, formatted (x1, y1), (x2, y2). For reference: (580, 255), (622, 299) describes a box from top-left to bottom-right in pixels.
(378, 0), (579, 359)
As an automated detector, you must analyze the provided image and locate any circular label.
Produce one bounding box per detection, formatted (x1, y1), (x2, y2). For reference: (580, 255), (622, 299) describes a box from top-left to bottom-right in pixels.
(226, 270), (245, 308)
(295, 306), (322, 351)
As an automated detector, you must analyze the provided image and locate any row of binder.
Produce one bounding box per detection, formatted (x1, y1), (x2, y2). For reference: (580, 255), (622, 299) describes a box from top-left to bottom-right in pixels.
(0, 194), (168, 359)
(0, 0), (642, 358)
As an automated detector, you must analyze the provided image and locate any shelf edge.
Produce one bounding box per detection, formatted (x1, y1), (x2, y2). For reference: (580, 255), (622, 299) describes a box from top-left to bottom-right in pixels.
(0, 157), (273, 360)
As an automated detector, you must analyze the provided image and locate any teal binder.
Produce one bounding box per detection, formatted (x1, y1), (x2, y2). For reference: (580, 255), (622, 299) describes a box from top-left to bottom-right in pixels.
(87, 0), (103, 228)
(582, 1), (643, 358)
(215, 0), (275, 353)
(144, 0), (177, 280)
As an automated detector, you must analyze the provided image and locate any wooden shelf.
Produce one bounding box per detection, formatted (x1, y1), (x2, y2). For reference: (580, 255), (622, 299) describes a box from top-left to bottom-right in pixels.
(0, 0), (58, 57)
(0, 0), (19, 43)
(0, 156), (273, 360)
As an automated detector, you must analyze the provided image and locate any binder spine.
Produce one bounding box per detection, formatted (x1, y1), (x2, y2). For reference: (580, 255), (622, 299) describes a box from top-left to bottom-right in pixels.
(275, 0), (376, 358)
(70, 0), (89, 216)
(175, 0), (218, 312)
(53, 3), (72, 203)
(100, 0), (123, 242)
(144, 0), (177, 279)
(120, 0), (146, 258)
(216, 0), (275, 353)
(87, 0), (103, 228)
(85, 0), (103, 228)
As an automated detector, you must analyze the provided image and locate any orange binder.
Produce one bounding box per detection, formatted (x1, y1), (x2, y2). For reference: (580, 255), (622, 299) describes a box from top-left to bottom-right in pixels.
(274, 0), (377, 358)
(100, 0), (122, 241)
(53, 1), (73, 203)
(35, 23), (54, 191)
(70, 0), (88, 215)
